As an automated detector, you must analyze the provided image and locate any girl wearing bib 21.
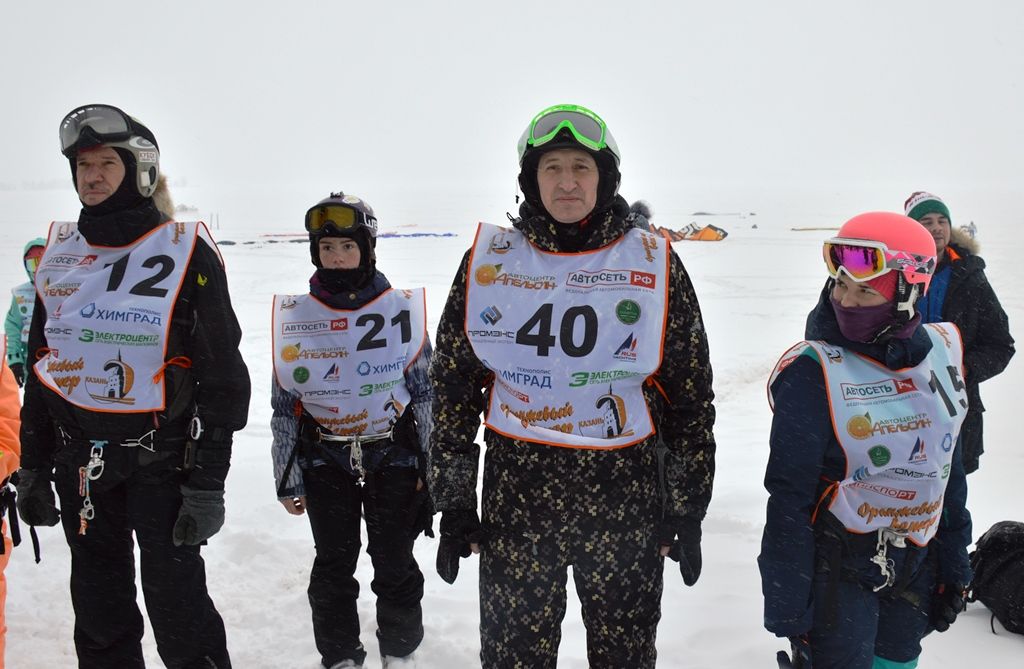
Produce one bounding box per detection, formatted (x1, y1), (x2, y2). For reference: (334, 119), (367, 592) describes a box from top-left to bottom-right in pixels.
(271, 192), (434, 669)
(760, 212), (973, 669)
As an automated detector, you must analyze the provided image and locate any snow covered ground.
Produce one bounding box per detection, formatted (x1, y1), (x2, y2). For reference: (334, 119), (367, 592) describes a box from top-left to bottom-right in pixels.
(2, 187), (1021, 667)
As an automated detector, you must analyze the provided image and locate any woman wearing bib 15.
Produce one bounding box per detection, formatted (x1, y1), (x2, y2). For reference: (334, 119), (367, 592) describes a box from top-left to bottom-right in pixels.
(760, 212), (973, 669)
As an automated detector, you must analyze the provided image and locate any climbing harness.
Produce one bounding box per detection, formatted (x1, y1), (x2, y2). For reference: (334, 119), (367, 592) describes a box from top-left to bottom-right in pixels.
(315, 427), (394, 485)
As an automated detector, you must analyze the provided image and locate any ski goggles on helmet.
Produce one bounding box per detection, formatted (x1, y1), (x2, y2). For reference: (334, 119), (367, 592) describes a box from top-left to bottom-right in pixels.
(823, 237), (935, 287)
(60, 104), (137, 157)
(305, 203), (378, 238)
(517, 104), (620, 165)
(24, 247), (45, 274)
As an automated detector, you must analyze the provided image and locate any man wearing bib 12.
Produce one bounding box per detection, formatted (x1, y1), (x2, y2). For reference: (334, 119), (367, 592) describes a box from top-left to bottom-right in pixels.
(15, 104), (250, 669)
(760, 212), (972, 669)
(271, 192), (434, 669)
(429, 104), (717, 667)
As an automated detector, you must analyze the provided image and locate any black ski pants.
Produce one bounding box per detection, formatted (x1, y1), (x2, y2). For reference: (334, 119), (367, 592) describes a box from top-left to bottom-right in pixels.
(303, 463), (424, 667)
(54, 445), (230, 669)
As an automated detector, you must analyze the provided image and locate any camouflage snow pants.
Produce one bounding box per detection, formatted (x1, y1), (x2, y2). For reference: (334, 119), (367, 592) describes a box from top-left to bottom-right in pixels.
(478, 441), (664, 669)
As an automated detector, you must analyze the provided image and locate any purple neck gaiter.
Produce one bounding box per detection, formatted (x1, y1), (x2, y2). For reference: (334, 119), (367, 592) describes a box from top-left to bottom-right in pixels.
(830, 297), (897, 343)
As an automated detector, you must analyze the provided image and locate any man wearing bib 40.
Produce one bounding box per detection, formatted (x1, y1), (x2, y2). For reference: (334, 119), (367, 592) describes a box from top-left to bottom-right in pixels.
(15, 104), (250, 669)
(760, 212), (973, 669)
(271, 192), (434, 669)
(429, 104), (717, 667)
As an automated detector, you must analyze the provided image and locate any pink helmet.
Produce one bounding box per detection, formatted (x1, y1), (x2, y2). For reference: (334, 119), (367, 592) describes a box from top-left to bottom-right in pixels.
(828, 211), (937, 321)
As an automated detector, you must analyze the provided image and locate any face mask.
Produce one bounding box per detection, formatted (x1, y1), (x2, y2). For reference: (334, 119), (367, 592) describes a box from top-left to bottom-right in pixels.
(830, 296), (896, 343)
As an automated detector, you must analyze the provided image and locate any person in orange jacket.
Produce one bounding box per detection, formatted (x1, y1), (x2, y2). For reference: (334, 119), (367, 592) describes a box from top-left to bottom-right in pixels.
(0, 342), (23, 669)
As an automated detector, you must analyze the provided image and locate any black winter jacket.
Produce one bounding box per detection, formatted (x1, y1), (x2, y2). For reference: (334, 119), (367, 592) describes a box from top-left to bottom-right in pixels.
(427, 197), (716, 525)
(926, 240), (1014, 472)
(20, 199), (251, 478)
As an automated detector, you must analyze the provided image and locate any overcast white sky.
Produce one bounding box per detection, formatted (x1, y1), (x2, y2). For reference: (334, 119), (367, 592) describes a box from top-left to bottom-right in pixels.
(2, 1), (1022, 225)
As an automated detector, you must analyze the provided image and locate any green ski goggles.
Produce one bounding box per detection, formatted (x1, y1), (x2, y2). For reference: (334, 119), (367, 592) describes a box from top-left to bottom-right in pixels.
(517, 104), (620, 165)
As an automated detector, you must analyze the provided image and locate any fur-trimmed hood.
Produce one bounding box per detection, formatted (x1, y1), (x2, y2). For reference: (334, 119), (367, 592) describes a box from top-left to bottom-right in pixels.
(949, 226), (979, 255)
(152, 174), (175, 222)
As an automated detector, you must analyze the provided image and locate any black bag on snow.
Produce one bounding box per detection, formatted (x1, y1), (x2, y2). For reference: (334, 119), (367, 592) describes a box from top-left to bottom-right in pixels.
(968, 520), (1024, 634)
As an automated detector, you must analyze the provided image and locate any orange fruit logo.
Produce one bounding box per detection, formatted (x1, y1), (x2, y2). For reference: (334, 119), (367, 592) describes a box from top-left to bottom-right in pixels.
(281, 344), (301, 362)
(847, 412), (872, 439)
(475, 264), (500, 286)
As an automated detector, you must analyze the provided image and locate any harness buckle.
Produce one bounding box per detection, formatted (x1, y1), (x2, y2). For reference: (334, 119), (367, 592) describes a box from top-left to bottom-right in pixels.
(120, 430), (156, 452)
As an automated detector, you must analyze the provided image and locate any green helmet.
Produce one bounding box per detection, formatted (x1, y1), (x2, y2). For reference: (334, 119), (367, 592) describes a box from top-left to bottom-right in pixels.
(516, 104), (622, 215)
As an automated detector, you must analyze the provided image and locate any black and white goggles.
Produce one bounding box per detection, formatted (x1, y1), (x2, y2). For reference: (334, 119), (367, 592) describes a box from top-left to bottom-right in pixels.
(59, 104), (135, 157)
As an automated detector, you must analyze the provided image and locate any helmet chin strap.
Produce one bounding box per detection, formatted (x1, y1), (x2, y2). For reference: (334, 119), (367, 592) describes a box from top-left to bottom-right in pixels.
(868, 276), (925, 342)
(869, 278), (919, 344)
(894, 280), (920, 323)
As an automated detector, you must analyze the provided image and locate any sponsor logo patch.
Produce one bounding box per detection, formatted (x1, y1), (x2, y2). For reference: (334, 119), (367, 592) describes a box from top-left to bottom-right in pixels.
(615, 299), (641, 325)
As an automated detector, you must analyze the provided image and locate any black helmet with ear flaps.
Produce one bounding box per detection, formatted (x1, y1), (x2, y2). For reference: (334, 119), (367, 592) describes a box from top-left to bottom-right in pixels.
(305, 191), (378, 268)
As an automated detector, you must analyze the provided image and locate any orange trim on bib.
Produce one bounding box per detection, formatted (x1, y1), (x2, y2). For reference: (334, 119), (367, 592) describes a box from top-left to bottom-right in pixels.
(152, 356), (192, 384)
(811, 480), (839, 525)
(646, 375), (671, 405)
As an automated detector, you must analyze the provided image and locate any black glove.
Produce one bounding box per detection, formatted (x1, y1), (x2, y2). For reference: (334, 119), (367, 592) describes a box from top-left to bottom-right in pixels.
(658, 515), (703, 586)
(10, 362), (25, 387)
(408, 482), (435, 538)
(172, 485), (225, 546)
(436, 509), (482, 584)
(778, 635), (812, 668)
(14, 468), (60, 527)
(931, 583), (967, 632)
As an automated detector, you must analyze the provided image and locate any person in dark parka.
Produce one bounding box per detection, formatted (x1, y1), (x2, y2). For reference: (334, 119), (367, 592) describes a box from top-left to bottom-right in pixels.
(15, 104), (250, 669)
(904, 191), (1015, 473)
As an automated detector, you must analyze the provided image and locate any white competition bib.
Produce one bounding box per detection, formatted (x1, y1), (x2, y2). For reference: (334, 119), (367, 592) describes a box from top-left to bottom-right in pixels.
(466, 222), (670, 449)
(272, 288), (427, 435)
(769, 323), (967, 545)
(33, 221), (209, 413)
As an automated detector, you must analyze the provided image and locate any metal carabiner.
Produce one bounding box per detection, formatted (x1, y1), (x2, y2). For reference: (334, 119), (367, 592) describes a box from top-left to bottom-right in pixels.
(870, 527), (909, 592)
(349, 436), (368, 485)
(86, 441), (107, 481)
(79, 497), (95, 521)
